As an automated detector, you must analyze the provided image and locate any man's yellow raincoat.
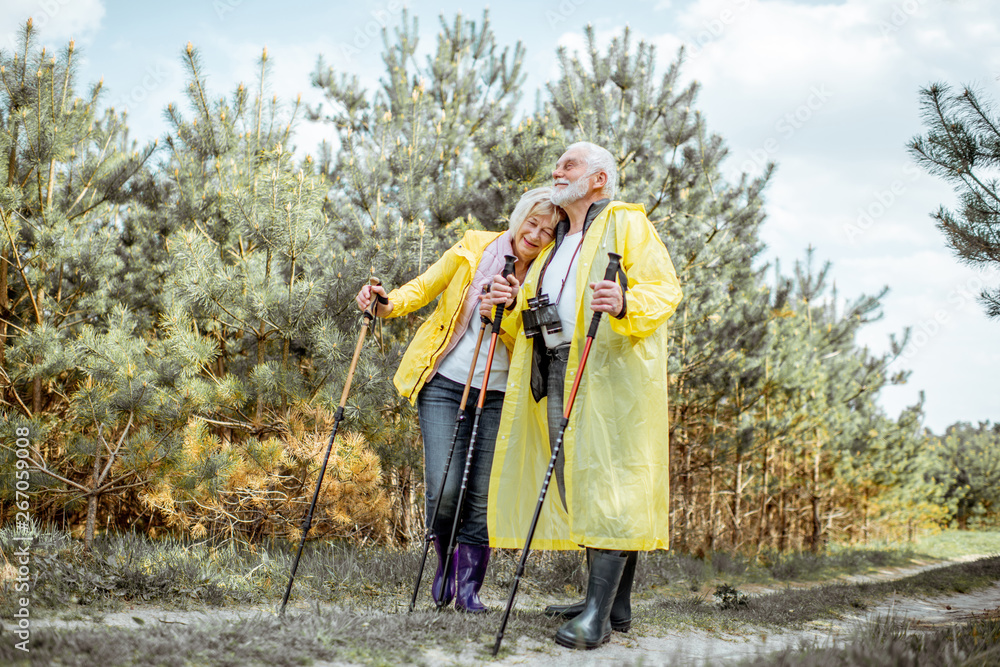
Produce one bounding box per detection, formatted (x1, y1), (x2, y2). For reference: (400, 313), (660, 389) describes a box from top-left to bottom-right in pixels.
(488, 202), (682, 551)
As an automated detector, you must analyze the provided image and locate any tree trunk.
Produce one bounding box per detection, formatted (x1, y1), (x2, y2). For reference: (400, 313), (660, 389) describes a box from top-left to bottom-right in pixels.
(32, 286), (44, 413)
(810, 434), (822, 552)
(676, 440), (689, 552)
(777, 448), (787, 553)
(705, 445), (716, 554)
(84, 442), (101, 552)
(731, 449), (743, 549)
(2, 138), (15, 370)
(397, 465), (412, 544)
(756, 443), (770, 553)
(862, 488), (869, 545)
(217, 330), (232, 446)
(255, 330), (266, 422)
(0, 248), (7, 369)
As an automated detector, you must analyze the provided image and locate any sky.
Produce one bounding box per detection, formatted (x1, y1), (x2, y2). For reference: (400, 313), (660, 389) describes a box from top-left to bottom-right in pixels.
(1, 0), (997, 432)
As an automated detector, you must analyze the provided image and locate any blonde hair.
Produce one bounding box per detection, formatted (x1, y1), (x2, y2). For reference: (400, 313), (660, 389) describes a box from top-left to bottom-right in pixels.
(508, 186), (559, 235)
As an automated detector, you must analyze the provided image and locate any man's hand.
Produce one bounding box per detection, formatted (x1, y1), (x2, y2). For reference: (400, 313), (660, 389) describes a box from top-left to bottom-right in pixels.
(589, 279), (624, 316)
(355, 284), (393, 317)
(480, 274), (520, 319)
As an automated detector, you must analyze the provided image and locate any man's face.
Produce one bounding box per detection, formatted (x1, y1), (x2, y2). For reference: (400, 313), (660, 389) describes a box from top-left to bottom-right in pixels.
(551, 148), (595, 207)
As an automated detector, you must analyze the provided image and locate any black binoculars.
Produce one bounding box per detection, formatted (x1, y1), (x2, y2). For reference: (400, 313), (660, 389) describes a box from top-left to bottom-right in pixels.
(523, 293), (562, 339)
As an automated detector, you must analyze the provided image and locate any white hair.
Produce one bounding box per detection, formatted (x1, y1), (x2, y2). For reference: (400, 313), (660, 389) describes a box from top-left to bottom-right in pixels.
(565, 141), (618, 199)
(508, 186), (558, 234)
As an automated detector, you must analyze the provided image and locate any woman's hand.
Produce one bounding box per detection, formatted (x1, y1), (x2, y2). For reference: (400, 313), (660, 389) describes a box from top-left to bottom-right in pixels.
(356, 284), (393, 317)
(483, 273), (520, 311)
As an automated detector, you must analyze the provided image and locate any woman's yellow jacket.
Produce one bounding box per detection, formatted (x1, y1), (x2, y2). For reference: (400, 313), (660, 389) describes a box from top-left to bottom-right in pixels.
(487, 202), (682, 551)
(385, 229), (512, 403)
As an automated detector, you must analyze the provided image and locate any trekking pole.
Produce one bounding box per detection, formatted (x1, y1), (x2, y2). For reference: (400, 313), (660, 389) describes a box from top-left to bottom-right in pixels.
(437, 254), (518, 609)
(408, 285), (492, 612)
(492, 252), (622, 656)
(279, 277), (385, 615)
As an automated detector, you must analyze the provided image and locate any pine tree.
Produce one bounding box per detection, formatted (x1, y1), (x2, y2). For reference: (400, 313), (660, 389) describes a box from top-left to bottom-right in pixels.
(310, 9), (531, 539)
(162, 44), (344, 427)
(925, 421), (1000, 529)
(540, 26), (775, 552)
(910, 83), (1000, 318)
(0, 21), (155, 416)
(0, 14), (953, 550)
(0, 23), (174, 546)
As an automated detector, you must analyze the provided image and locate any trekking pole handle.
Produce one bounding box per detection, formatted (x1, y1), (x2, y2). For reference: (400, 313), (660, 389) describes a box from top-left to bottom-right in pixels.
(490, 255), (518, 335)
(365, 277), (385, 321)
(587, 253), (622, 338)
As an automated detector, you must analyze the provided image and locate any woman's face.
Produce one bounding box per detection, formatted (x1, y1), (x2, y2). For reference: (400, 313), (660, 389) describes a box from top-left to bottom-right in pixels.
(513, 211), (556, 261)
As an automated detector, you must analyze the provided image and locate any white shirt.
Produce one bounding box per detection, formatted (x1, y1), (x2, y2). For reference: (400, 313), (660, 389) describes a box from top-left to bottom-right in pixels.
(436, 308), (510, 391)
(540, 231), (583, 349)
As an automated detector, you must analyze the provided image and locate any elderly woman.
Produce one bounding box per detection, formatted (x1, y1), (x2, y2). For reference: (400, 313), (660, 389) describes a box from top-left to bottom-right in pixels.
(356, 187), (558, 612)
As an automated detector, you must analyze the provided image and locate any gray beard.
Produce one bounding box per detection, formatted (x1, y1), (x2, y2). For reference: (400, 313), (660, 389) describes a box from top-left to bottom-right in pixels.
(550, 176), (589, 207)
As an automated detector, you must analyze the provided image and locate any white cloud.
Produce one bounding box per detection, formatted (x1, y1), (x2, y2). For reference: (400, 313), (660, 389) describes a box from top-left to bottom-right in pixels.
(219, 37), (348, 157)
(0, 0), (105, 50)
(549, 0), (1000, 429)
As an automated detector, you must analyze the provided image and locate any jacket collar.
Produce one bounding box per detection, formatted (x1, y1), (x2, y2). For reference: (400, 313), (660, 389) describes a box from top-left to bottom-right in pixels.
(553, 198), (611, 246)
(546, 198), (611, 274)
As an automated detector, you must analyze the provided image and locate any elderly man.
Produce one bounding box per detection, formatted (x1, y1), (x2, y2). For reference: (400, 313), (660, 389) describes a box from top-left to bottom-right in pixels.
(483, 141), (682, 650)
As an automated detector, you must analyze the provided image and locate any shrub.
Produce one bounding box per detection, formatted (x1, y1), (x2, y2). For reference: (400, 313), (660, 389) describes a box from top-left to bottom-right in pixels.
(141, 408), (392, 545)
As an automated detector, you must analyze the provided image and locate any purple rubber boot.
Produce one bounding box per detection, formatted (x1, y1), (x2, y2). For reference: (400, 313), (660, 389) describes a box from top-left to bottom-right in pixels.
(432, 538), (456, 606)
(454, 543), (490, 613)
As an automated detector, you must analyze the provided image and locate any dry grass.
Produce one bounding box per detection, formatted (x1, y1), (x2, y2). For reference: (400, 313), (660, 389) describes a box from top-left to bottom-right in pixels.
(3, 528), (1000, 665)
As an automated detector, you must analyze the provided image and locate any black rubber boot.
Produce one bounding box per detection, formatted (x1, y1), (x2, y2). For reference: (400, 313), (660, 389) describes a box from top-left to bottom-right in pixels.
(554, 549), (626, 650)
(546, 551), (636, 632)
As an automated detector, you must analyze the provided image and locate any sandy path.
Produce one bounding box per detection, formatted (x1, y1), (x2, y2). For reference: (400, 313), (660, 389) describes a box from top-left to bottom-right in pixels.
(478, 582), (1000, 666)
(8, 557), (1000, 666)
(478, 557), (1000, 666)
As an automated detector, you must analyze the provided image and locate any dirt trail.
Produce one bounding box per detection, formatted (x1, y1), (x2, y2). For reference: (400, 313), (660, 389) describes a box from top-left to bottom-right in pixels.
(480, 556), (1000, 666)
(9, 557), (1000, 666)
(480, 581), (1000, 667)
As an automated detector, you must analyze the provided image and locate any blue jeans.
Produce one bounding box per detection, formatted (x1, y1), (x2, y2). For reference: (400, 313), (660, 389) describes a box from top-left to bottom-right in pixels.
(417, 373), (504, 546)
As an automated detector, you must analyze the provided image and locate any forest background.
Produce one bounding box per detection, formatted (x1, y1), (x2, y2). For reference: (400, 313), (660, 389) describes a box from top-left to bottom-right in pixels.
(1, 8), (999, 557)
